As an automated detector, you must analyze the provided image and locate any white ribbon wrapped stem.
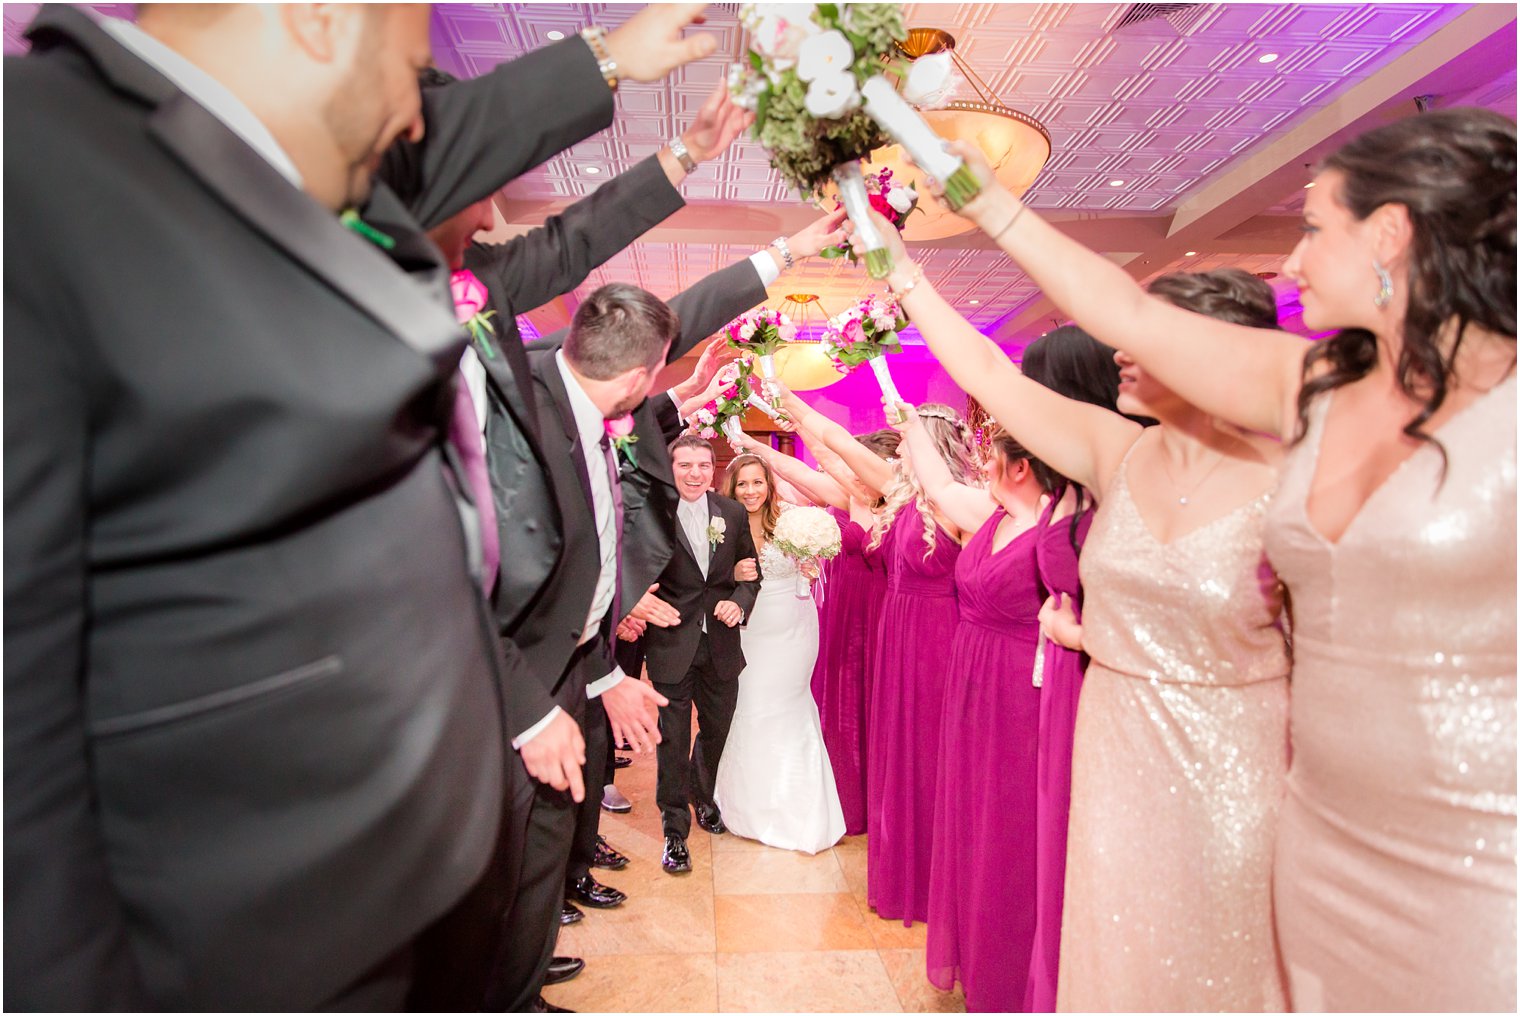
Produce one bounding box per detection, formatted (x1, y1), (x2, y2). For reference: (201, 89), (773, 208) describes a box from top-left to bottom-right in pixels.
(746, 391), (783, 420)
(861, 76), (981, 210)
(831, 161), (892, 279)
(756, 353), (783, 410)
(720, 416), (745, 449)
(868, 352), (906, 425)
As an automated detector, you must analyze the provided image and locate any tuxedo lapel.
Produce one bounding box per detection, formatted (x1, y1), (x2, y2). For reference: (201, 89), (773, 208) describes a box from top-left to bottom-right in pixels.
(533, 352), (596, 516)
(672, 499), (702, 571)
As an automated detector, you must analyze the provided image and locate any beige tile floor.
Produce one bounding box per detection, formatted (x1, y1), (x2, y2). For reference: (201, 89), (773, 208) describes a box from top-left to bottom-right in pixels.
(544, 747), (966, 1013)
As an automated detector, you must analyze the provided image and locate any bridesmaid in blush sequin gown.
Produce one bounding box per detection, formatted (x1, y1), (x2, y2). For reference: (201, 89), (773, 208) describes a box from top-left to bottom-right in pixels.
(1264, 376), (1516, 1011)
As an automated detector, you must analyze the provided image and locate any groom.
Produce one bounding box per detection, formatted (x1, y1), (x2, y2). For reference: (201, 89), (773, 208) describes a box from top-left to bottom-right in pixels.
(645, 435), (760, 873)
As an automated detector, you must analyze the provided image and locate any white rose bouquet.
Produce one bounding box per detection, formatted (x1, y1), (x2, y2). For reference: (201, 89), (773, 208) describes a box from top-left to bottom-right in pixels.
(730, 3), (908, 278)
(771, 504), (843, 597)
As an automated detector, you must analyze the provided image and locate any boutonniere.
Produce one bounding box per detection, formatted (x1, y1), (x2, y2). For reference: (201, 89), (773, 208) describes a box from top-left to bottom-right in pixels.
(450, 269), (498, 360)
(706, 516), (726, 549)
(604, 414), (639, 468)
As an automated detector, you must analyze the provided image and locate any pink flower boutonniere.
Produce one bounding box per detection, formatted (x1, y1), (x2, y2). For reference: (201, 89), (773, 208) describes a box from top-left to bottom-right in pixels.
(605, 414), (639, 468)
(450, 269), (498, 360)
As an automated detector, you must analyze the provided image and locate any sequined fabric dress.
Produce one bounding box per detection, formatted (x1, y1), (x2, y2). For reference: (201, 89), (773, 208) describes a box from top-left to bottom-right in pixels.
(1058, 447), (1290, 1012)
(1265, 376), (1517, 1012)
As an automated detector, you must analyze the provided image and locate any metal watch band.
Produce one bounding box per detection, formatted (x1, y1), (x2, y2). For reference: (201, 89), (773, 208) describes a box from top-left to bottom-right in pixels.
(579, 26), (618, 92)
(669, 136), (698, 173)
(772, 235), (794, 271)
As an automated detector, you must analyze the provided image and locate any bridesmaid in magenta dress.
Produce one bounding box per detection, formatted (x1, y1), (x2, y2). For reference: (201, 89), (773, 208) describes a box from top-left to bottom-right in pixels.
(866, 404), (979, 925)
(810, 503), (887, 835)
(1023, 502), (1093, 1012)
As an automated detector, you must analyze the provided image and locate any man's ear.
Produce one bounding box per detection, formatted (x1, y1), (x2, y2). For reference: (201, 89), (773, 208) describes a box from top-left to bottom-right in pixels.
(282, 4), (362, 64)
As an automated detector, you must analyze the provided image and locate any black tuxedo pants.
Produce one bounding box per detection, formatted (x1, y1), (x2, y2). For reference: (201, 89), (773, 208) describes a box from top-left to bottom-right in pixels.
(654, 633), (739, 840)
(564, 694), (611, 888)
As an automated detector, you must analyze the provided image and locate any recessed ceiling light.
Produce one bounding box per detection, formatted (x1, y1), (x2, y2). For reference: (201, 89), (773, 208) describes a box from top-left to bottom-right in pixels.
(1258, 53), (1280, 64)
(968, 299), (981, 305)
(583, 166), (602, 175)
(546, 30), (565, 40)
(1108, 179), (1125, 187)
(1185, 250), (1198, 257)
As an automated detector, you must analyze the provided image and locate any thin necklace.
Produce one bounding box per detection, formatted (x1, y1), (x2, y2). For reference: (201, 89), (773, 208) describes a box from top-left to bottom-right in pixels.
(1160, 443), (1230, 507)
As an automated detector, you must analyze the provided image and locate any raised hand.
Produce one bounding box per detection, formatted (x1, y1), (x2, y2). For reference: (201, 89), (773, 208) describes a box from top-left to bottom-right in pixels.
(605, 4), (717, 83)
(686, 336), (741, 396)
(1038, 592), (1084, 651)
(600, 677), (668, 754)
(519, 710), (587, 801)
(630, 584), (681, 627)
(883, 397), (918, 433)
(849, 207), (910, 266)
(786, 207), (851, 259)
(683, 80), (754, 163)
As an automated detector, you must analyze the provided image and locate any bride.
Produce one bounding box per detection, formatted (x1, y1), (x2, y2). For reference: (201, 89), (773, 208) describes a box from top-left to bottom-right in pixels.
(714, 452), (846, 853)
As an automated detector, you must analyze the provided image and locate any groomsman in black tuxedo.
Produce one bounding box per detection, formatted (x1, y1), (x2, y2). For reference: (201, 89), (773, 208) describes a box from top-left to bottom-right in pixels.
(4, 3), (714, 1010)
(644, 435), (762, 873)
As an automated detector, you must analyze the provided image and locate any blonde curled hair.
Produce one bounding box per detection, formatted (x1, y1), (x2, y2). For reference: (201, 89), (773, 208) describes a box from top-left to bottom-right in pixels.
(868, 403), (979, 559)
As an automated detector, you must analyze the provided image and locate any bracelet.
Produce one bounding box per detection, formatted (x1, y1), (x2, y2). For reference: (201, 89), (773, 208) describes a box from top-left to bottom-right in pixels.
(580, 26), (618, 92)
(669, 136), (698, 173)
(771, 235), (794, 271)
(888, 263), (924, 298)
(991, 202), (1026, 244)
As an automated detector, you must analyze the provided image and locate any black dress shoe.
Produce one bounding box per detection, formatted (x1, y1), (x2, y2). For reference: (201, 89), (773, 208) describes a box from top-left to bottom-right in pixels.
(694, 803), (727, 835)
(543, 955), (585, 986)
(568, 873), (627, 909)
(532, 995), (574, 1013)
(559, 901), (583, 926)
(613, 754), (632, 770)
(662, 834), (692, 875)
(593, 834), (630, 871)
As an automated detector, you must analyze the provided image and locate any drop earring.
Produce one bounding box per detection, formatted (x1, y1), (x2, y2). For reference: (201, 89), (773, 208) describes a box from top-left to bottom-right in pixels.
(1373, 260), (1394, 308)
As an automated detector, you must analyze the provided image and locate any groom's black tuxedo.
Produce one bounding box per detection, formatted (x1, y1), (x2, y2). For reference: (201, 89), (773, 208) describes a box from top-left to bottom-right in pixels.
(4, 7), (617, 1010)
(645, 492), (760, 838)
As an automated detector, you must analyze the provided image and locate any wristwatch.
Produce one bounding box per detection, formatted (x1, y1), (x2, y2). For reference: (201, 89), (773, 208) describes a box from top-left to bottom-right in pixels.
(669, 136), (698, 173)
(579, 26), (618, 92)
(771, 235), (794, 271)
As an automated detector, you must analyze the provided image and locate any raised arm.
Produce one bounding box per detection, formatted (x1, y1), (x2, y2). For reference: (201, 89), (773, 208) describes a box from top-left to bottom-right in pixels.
(736, 432), (849, 510)
(893, 403), (996, 534)
(862, 213), (1140, 497)
(802, 429), (885, 503)
(776, 384), (897, 495)
(937, 142), (1307, 439)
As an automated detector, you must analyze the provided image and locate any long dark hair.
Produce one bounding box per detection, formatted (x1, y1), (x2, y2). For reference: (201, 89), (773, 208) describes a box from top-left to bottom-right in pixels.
(721, 454), (781, 541)
(1020, 325), (1126, 552)
(1295, 108), (1516, 464)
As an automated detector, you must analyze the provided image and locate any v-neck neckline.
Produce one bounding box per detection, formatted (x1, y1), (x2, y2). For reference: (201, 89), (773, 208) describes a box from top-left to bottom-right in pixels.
(1299, 373), (1515, 549)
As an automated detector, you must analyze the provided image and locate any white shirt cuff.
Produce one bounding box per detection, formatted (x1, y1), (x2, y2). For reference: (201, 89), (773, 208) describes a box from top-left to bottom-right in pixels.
(665, 389), (686, 425)
(750, 249), (781, 287)
(586, 666), (628, 699)
(511, 706), (562, 750)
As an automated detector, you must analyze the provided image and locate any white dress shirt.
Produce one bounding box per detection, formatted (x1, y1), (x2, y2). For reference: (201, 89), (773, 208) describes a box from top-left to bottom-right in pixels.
(512, 352), (628, 748)
(677, 495), (711, 577)
(98, 18), (304, 188)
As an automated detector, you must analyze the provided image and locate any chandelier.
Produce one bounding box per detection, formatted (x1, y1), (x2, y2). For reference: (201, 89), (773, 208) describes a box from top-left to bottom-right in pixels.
(767, 293), (845, 391)
(868, 28), (1051, 240)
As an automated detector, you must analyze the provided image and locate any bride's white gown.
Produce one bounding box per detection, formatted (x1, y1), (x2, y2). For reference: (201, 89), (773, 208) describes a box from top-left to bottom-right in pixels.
(715, 541), (846, 854)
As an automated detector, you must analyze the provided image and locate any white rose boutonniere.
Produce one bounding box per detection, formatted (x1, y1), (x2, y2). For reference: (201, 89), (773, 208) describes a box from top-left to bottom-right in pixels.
(706, 517), (726, 549)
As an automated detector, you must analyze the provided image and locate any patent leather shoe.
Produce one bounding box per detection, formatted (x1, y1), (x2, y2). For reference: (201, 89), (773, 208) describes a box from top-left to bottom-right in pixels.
(694, 803), (726, 835)
(544, 956), (585, 986)
(559, 902), (583, 926)
(568, 873), (626, 909)
(661, 834), (692, 874)
(593, 835), (629, 871)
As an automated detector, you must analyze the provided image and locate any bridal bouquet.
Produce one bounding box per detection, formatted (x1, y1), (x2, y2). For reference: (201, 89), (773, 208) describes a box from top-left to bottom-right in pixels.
(729, 4), (906, 278)
(771, 504), (843, 597)
(724, 307), (797, 411)
(690, 361), (757, 446)
(821, 294), (909, 422)
(819, 167), (919, 262)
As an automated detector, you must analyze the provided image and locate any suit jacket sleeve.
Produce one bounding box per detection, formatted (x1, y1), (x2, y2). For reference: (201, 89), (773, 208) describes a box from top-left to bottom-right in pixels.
(655, 393), (685, 444)
(729, 507), (762, 617)
(464, 155), (684, 318)
(383, 37), (615, 229)
(497, 634), (561, 745)
(535, 255), (770, 359)
(4, 290), (151, 1007)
